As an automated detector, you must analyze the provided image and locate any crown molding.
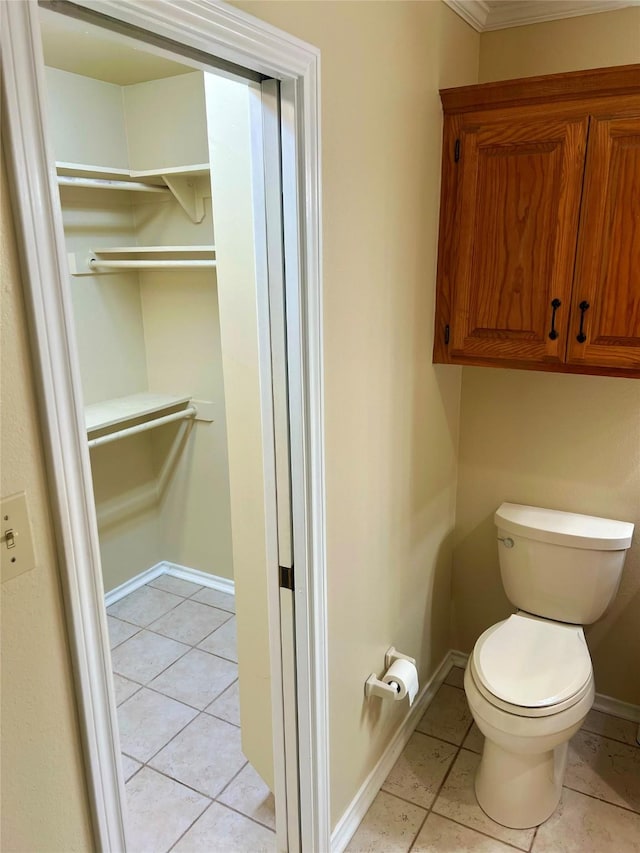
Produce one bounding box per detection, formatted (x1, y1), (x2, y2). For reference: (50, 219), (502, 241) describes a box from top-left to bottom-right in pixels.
(444, 0), (491, 30)
(444, 0), (639, 32)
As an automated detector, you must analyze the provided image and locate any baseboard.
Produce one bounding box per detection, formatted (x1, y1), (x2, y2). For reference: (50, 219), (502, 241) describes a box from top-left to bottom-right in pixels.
(162, 561), (235, 596)
(330, 650), (460, 853)
(592, 693), (640, 723)
(104, 561), (235, 607)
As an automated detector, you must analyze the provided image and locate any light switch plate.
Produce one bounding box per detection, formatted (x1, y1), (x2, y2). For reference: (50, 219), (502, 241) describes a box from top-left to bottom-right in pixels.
(1, 492), (36, 582)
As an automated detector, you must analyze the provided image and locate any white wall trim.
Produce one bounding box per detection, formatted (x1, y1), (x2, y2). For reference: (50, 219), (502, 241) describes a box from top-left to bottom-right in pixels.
(443, 0), (490, 31)
(2, 2), (326, 850)
(104, 561), (235, 607)
(593, 693), (640, 723)
(444, 0), (638, 32)
(330, 652), (459, 853)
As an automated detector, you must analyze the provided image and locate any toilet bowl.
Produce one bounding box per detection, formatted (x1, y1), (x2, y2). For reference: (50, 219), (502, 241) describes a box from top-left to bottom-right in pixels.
(463, 503), (633, 829)
(464, 613), (595, 828)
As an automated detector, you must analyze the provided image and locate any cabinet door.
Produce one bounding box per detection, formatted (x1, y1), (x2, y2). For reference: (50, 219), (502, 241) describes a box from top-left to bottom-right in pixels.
(567, 116), (640, 371)
(448, 117), (588, 364)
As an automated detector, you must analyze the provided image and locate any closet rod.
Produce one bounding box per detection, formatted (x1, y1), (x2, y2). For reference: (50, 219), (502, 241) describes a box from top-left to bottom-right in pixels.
(88, 406), (197, 449)
(89, 259), (217, 270)
(57, 176), (170, 194)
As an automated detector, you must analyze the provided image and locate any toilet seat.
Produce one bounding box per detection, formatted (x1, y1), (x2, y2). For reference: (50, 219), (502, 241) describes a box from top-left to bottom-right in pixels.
(470, 613), (592, 718)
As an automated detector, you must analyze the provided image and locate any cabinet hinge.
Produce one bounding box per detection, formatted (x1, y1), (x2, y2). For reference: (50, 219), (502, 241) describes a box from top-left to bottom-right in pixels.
(454, 139), (461, 163)
(279, 564), (294, 591)
(444, 324), (450, 345)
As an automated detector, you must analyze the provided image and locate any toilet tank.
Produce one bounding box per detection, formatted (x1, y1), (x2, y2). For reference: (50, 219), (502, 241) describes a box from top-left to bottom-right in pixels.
(495, 503), (634, 625)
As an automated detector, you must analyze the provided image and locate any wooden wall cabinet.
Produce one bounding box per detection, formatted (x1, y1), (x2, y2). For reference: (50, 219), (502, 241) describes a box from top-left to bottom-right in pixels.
(433, 64), (640, 378)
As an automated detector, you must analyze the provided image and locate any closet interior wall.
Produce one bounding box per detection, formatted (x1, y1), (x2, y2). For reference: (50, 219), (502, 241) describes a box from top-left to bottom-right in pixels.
(46, 66), (234, 591)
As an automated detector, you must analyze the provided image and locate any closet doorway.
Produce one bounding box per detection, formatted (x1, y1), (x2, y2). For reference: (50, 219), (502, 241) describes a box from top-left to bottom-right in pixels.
(3, 1), (327, 851)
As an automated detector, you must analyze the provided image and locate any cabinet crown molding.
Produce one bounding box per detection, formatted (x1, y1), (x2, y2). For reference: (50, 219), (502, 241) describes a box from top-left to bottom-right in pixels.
(440, 63), (640, 113)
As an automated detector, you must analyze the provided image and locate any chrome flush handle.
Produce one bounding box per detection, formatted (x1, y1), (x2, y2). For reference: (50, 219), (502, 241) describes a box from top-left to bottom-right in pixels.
(498, 537), (514, 548)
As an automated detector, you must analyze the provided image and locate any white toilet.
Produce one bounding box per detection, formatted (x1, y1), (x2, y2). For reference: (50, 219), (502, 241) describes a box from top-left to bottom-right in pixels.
(464, 502), (634, 829)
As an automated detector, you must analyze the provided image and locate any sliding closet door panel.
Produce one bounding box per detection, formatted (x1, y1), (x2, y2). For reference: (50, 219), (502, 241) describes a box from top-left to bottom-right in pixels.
(205, 73), (275, 791)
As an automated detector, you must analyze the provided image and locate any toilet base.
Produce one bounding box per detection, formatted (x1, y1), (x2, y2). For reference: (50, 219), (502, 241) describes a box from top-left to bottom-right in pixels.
(475, 738), (568, 829)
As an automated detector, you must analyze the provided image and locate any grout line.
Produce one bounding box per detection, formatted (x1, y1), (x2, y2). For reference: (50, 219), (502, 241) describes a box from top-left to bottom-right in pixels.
(167, 801), (215, 853)
(529, 825), (539, 852)
(561, 783), (640, 815)
(213, 759), (250, 800)
(212, 799), (277, 834)
(404, 719), (473, 852)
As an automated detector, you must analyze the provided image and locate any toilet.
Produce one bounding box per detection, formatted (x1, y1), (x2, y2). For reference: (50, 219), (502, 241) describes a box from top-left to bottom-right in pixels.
(464, 502), (634, 829)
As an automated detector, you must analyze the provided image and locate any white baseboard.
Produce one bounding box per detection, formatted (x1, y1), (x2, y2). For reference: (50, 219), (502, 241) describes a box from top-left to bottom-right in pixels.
(593, 693), (640, 723)
(330, 650), (460, 853)
(104, 561), (235, 607)
(162, 561), (235, 596)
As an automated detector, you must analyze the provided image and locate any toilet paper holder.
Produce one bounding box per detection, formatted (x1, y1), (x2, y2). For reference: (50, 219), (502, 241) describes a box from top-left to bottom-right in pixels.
(365, 647), (417, 700)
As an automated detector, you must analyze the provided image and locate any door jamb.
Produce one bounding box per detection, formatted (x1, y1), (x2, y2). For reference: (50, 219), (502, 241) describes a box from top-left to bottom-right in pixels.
(1, 1), (328, 850)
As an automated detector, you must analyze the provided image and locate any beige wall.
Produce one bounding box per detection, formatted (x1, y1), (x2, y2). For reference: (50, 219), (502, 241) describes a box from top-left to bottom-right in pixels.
(479, 6), (640, 82)
(452, 9), (640, 706)
(235, 0), (479, 827)
(1, 154), (94, 851)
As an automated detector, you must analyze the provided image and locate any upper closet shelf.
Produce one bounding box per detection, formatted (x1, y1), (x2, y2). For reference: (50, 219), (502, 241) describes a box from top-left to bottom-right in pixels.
(85, 392), (192, 432)
(69, 245), (216, 275)
(85, 392), (214, 449)
(55, 162), (210, 223)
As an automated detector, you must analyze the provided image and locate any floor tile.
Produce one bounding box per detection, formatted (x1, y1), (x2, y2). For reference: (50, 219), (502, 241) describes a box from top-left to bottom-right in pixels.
(462, 723), (484, 755)
(150, 599), (232, 647)
(198, 616), (238, 662)
(117, 688), (197, 762)
(107, 585), (182, 627)
(444, 666), (466, 689)
(581, 709), (639, 748)
(412, 812), (517, 852)
(150, 648), (237, 710)
(125, 767), (209, 853)
(111, 629), (189, 684)
(432, 749), (535, 850)
(107, 615), (139, 649)
(149, 713), (246, 799)
(565, 729), (640, 811)
(148, 575), (204, 598)
(112, 673), (140, 706)
(381, 732), (457, 809)
(533, 787), (640, 853)
(120, 754), (142, 782)
(345, 790), (426, 853)
(206, 680), (241, 727)
(192, 587), (236, 613)
(172, 802), (276, 853)
(415, 684), (473, 745)
(219, 762), (276, 830)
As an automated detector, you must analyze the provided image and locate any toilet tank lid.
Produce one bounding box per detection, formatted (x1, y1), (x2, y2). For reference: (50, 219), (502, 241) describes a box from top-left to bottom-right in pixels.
(495, 503), (634, 550)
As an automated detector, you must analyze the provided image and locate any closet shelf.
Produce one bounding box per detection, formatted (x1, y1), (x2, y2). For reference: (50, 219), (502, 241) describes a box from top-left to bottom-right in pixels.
(56, 162), (210, 224)
(85, 392), (193, 434)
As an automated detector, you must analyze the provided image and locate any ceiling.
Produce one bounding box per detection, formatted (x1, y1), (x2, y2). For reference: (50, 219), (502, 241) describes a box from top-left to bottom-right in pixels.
(445, 0), (640, 31)
(39, 7), (194, 86)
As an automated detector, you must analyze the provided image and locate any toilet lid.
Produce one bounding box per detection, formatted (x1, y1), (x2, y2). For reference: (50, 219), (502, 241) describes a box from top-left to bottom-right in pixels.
(473, 614), (592, 710)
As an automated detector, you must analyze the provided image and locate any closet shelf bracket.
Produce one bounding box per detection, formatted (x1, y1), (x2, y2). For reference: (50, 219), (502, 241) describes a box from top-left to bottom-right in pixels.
(161, 174), (207, 223)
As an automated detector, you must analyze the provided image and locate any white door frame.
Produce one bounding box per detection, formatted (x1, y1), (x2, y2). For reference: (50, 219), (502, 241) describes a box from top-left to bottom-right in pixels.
(1, 2), (328, 851)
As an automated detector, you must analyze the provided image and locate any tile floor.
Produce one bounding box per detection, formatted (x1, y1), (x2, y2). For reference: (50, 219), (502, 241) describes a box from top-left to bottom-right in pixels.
(110, 586), (640, 853)
(347, 667), (640, 853)
(107, 575), (276, 853)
